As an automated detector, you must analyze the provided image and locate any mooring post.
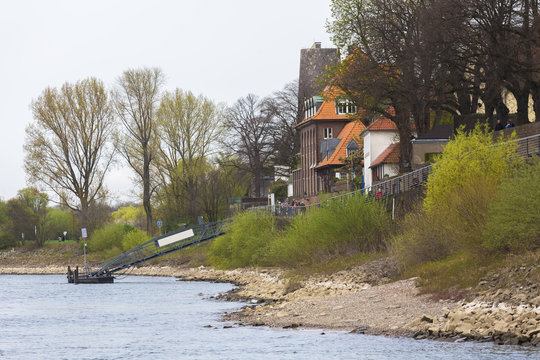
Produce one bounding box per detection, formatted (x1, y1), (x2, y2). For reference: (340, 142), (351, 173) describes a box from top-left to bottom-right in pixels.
(74, 266), (79, 284)
(67, 266), (72, 283)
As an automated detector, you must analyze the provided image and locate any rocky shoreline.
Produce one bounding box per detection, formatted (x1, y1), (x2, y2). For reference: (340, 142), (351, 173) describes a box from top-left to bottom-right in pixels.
(1, 259), (539, 347)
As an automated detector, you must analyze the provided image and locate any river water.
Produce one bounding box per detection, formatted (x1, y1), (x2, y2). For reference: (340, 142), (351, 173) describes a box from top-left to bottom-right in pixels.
(0, 275), (538, 360)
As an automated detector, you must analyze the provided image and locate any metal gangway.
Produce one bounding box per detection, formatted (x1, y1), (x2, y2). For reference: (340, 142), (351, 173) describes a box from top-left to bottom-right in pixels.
(67, 219), (230, 283)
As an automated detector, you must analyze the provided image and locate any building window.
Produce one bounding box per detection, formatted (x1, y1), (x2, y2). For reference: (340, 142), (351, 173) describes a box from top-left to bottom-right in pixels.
(323, 128), (332, 139)
(336, 99), (357, 115)
(304, 98), (314, 119)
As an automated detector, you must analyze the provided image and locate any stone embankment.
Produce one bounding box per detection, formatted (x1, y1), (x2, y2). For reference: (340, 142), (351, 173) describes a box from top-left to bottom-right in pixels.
(407, 264), (540, 346)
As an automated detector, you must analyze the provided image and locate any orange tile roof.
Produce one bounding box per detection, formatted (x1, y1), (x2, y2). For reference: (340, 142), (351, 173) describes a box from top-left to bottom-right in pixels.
(362, 116), (397, 132)
(316, 120), (365, 169)
(296, 86), (356, 128)
(370, 143), (400, 168)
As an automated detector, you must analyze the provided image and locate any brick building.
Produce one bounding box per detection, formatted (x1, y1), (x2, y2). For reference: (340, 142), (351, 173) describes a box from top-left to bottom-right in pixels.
(293, 86), (364, 198)
(292, 43), (365, 198)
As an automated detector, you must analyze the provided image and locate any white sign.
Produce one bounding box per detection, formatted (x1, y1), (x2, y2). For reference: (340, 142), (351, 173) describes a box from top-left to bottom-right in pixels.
(157, 229), (194, 247)
(81, 228), (87, 238)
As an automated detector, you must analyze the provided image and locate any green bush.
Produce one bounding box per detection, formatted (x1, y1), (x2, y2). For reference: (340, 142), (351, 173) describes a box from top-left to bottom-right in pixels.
(0, 234), (17, 250)
(122, 228), (150, 251)
(270, 180), (288, 200)
(209, 211), (276, 269)
(267, 194), (391, 266)
(424, 123), (523, 216)
(422, 123), (524, 249)
(483, 159), (540, 252)
(392, 124), (526, 269)
(86, 223), (135, 253)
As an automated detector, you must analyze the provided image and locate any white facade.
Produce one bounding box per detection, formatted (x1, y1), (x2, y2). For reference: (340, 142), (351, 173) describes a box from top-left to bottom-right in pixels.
(362, 130), (398, 189)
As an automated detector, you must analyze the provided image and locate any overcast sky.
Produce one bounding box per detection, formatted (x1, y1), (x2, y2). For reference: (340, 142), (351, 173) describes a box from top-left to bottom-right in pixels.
(0, 0), (333, 203)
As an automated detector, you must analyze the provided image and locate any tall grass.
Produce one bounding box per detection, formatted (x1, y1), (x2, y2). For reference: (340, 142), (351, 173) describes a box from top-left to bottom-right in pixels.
(209, 211), (277, 269)
(267, 194), (391, 266)
(208, 194), (391, 269)
(482, 159), (540, 252)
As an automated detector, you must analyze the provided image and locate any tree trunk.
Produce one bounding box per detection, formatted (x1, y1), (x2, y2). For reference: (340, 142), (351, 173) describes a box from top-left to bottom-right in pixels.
(532, 84), (540, 123)
(143, 148), (153, 235)
(514, 89), (531, 124)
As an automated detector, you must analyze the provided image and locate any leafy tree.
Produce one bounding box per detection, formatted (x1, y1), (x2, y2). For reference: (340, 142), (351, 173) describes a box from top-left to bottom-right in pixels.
(25, 78), (116, 230)
(114, 67), (165, 234)
(0, 200), (16, 249)
(44, 208), (75, 241)
(5, 198), (35, 245)
(17, 188), (48, 246)
(155, 89), (222, 222)
(327, 0), (474, 170)
(112, 205), (145, 228)
(86, 223), (134, 254)
(338, 147), (364, 180)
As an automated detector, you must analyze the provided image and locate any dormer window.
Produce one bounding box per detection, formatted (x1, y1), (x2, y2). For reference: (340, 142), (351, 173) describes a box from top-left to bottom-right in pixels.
(346, 139), (360, 157)
(335, 99), (357, 115)
(323, 128), (333, 139)
(303, 96), (324, 119)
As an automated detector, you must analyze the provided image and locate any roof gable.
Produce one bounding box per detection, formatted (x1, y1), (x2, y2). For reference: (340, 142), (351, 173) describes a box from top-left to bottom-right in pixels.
(360, 116), (397, 136)
(317, 120), (365, 169)
(370, 143), (400, 168)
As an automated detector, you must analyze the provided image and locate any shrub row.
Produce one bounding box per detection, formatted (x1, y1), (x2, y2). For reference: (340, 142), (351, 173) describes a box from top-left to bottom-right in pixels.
(85, 223), (149, 258)
(209, 194), (391, 269)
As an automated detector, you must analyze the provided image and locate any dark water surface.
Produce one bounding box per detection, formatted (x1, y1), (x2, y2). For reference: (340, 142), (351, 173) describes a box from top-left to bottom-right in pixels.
(0, 275), (538, 359)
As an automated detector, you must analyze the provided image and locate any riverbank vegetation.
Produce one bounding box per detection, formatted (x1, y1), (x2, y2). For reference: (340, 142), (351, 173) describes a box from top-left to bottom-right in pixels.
(207, 125), (540, 292)
(209, 194), (391, 269)
(2, 126), (539, 297)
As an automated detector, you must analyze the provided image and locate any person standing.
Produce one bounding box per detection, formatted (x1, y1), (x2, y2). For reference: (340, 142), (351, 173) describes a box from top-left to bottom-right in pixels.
(505, 119), (515, 129)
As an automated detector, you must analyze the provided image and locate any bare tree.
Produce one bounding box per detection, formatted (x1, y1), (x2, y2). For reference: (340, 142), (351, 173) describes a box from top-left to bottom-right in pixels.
(263, 80), (301, 172)
(197, 162), (249, 222)
(222, 94), (274, 197)
(113, 67), (164, 234)
(466, 0), (540, 125)
(327, 0), (473, 169)
(25, 78), (115, 230)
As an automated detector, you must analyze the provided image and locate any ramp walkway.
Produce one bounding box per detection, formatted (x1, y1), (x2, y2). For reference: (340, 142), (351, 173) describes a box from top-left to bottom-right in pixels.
(67, 219), (230, 283)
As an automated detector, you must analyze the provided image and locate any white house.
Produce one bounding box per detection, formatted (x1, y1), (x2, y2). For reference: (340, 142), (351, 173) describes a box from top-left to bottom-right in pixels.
(360, 116), (400, 189)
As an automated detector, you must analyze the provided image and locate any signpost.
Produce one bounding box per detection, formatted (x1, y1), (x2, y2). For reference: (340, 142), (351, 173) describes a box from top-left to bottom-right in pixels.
(157, 221), (162, 235)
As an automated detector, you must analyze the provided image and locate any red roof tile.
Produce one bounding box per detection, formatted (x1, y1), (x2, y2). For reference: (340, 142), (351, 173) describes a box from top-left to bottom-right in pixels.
(316, 120), (365, 169)
(370, 143), (400, 168)
(363, 116), (397, 132)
